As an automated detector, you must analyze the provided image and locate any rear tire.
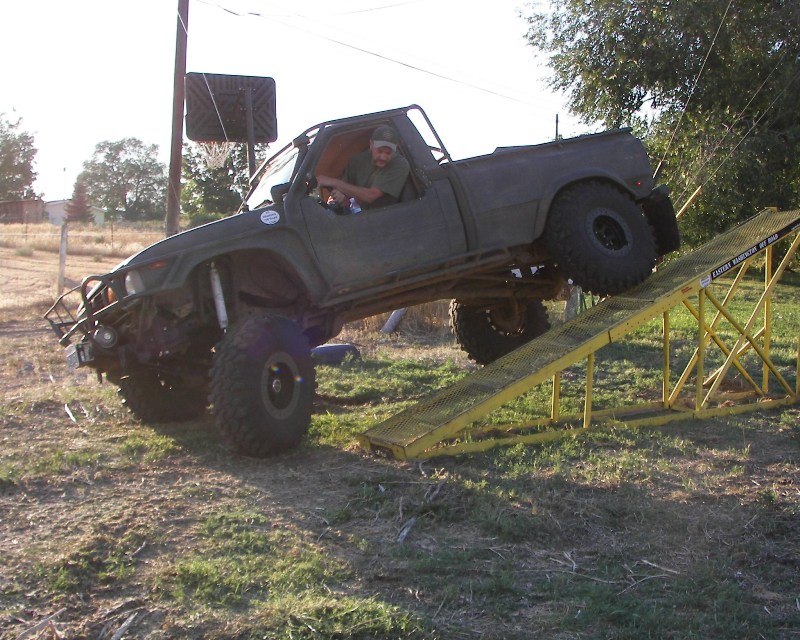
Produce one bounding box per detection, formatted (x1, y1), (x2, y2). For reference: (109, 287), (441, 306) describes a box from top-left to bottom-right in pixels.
(210, 315), (315, 456)
(545, 181), (657, 296)
(449, 299), (550, 365)
(117, 371), (208, 423)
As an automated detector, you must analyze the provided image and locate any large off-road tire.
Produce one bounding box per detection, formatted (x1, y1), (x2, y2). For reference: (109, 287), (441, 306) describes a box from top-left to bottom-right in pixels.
(449, 299), (550, 365)
(210, 315), (315, 457)
(117, 371), (209, 423)
(545, 181), (657, 296)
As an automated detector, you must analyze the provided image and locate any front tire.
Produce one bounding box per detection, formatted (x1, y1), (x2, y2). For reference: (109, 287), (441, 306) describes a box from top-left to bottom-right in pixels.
(545, 181), (657, 296)
(210, 315), (315, 456)
(117, 371), (209, 423)
(450, 299), (550, 365)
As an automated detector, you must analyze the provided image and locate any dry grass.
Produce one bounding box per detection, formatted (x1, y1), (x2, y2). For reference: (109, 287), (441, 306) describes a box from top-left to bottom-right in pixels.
(0, 223), (166, 312)
(0, 222), (164, 259)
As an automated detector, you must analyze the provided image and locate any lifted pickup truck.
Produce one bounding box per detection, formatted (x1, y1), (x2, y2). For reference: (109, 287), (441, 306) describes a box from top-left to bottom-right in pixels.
(46, 105), (679, 456)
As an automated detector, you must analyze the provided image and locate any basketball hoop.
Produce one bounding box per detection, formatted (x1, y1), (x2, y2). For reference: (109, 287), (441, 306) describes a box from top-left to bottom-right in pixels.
(197, 141), (233, 169)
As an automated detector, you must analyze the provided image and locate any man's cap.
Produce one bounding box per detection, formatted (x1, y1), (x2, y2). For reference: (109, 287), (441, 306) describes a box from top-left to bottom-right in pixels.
(371, 125), (399, 152)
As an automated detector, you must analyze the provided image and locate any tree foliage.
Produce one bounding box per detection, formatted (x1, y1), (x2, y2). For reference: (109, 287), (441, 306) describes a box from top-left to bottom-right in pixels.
(81, 138), (167, 221)
(66, 178), (91, 223)
(181, 142), (269, 226)
(523, 0), (800, 244)
(0, 114), (38, 200)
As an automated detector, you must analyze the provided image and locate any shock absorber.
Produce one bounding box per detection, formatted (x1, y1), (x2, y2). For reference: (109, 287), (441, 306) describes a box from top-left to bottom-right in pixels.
(209, 262), (229, 330)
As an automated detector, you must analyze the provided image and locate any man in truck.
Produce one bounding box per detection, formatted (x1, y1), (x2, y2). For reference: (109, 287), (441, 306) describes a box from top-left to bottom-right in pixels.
(317, 125), (410, 212)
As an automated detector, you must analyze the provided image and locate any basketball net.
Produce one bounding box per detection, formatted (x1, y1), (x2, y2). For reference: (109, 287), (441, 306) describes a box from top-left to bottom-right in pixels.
(197, 141), (233, 170)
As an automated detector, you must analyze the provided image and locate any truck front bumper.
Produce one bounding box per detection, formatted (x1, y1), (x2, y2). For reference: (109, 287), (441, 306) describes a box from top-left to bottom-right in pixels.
(65, 341), (94, 370)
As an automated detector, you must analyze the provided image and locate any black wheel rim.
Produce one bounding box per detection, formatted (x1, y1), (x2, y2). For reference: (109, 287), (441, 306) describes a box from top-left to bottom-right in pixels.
(591, 210), (629, 251)
(485, 305), (526, 336)
(260, 351), (300, 419)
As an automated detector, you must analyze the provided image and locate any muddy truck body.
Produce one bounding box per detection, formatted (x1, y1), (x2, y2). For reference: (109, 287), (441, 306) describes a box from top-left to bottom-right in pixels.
(46, 105), (679, 455)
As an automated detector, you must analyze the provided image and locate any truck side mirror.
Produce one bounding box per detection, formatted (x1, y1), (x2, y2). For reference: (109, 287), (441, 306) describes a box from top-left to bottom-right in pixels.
(270, 183), (291, 204)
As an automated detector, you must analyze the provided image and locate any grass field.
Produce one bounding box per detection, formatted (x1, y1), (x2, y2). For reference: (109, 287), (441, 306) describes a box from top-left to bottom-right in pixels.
(0, 222), (164, 259)
(0, 242), (798, 638)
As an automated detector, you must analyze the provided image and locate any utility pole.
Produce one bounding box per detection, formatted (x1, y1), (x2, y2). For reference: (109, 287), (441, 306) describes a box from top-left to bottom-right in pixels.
(166, 0), (189, 237)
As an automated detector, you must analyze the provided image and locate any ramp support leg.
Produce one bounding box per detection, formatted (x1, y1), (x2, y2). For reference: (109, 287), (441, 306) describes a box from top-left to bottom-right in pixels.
(551, 372), (561, 422)
(696, 288), (706, 410)
(584, 352), (595, 428)
(663, 311), (670, 407)
(763, 244), (773, 393)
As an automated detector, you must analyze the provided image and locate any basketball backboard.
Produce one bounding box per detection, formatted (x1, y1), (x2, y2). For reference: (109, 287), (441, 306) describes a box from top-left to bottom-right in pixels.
(185, 73), (277, 144)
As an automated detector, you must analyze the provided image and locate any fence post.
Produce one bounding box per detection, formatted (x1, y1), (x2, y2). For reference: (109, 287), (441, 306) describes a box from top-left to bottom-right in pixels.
(564, 285), (582, 321)
(57, 223), (68, 296)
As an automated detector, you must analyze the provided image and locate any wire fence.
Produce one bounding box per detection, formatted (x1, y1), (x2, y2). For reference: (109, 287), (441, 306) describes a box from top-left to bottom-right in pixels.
(0, 223), (163, 259)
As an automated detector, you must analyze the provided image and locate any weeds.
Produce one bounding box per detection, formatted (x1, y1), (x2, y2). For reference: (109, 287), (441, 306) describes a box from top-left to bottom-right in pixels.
(1, 272), (798, 638)
(41, 519), (150, 592)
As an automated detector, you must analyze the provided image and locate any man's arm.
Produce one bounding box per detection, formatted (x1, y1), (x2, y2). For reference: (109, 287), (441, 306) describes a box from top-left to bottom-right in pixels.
(316, 175), (385, 205)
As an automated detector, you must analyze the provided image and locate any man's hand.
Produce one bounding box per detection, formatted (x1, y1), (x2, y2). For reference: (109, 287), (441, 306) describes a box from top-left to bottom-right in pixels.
(329, 189), (346, 205)
(316, 175), (347, 205)
(316, 174), (385, 206)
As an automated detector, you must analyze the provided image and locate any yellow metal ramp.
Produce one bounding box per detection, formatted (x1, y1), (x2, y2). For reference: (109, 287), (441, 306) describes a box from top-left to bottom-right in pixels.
(359, 208), (800, 460)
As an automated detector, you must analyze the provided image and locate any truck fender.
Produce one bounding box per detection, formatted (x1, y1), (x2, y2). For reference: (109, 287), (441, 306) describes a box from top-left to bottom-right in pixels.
(188, 247), (321, 308)
(534, 173), (648, 240)
(157, 229), (328, 304)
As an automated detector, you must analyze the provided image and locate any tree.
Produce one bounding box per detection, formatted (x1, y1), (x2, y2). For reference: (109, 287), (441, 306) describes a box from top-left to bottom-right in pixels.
(0, 114), (38, 200)
(181, 142), (269, 226)
(523, 0), (800, 244)
(81, 138), (167, 221)
(65, 178), (91, 223)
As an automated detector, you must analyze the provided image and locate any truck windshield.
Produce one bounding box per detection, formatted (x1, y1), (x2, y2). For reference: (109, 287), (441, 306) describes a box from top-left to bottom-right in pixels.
(246, 145), (299, 209)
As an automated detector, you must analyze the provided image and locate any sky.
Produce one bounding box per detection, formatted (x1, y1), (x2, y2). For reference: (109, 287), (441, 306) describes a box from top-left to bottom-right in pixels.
(1, 0), (588, 202)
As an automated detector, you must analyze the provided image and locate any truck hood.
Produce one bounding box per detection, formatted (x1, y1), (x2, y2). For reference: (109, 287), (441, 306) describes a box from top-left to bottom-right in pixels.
(114, 207), (280, 272)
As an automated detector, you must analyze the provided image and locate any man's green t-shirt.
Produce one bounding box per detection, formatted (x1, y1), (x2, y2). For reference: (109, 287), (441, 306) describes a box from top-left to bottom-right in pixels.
(343, 150), (410, 208)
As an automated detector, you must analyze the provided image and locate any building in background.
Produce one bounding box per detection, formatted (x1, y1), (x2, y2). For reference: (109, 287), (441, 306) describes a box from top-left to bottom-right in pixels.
(0, 199), (45, 223)
(44, 200), (105, 226)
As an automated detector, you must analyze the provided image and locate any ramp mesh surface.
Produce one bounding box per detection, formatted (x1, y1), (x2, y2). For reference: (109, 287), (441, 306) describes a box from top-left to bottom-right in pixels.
(362, 209), (800, 453)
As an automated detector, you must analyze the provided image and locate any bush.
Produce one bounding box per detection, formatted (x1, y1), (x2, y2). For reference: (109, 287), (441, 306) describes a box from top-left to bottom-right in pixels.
(187, 212), (225, 228)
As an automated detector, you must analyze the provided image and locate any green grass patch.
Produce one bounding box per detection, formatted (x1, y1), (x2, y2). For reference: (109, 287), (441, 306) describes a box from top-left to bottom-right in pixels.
(316, 356), (465, 404)
(161, 509), (350, 606)
(543, 560), (800, 638)
(42, 520), (150, 592)
(250, 593), (434, 639)
(152, 507), (435, 636)
(119, 432), (180, 462)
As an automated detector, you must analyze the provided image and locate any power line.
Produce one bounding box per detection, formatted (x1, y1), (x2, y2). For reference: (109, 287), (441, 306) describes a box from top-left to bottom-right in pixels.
(655, 0), (733, 181)
(192, 0), (567, 114)
(298, 0), (430, 17)
(702, 66), (800, 189)
(196, 0), (429, 18)
(673, 48), (791, 205)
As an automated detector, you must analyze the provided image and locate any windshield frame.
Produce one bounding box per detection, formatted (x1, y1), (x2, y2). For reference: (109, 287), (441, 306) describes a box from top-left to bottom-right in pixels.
(245, 143), (301, 210)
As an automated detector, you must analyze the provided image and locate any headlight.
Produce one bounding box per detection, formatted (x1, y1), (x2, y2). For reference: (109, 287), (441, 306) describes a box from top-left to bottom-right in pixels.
(124, 270), (145, 295)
